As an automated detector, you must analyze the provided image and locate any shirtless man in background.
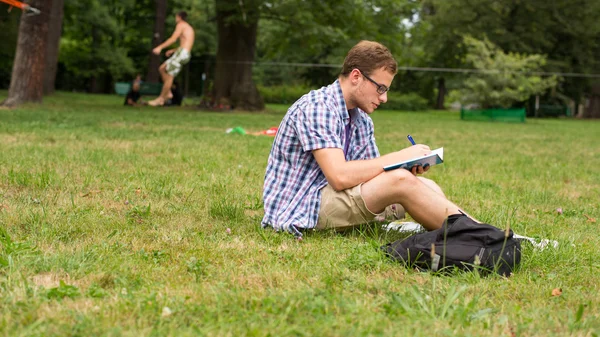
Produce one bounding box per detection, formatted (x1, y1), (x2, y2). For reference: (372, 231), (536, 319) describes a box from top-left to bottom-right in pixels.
(148, 11), (195, 106)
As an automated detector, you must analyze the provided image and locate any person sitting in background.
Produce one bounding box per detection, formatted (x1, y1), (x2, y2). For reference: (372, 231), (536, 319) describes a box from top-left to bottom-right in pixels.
(166, 81), (183, 106)
(124, 79), (143, 106)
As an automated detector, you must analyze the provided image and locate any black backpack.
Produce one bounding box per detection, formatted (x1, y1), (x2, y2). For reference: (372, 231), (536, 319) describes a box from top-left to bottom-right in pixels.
(381, 214), (521, 276)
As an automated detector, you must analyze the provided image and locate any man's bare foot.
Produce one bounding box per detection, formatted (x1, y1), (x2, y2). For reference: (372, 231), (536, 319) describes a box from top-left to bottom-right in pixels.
(148, 97), (164, 106)
(167, 92), (173, 100)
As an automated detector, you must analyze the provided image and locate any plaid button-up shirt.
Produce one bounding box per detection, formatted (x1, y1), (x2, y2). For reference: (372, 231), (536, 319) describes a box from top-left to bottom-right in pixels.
(262, 80), (380, 236)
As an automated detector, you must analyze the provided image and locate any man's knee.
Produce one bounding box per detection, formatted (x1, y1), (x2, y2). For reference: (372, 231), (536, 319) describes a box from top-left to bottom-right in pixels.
(386, 169), (420, 189)
(418, 177), (445, 196)
(383, 170), (447, 198)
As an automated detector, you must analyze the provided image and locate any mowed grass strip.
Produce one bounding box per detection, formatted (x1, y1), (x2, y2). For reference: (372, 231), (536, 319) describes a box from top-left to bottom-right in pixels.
(1, 91), (599, 336)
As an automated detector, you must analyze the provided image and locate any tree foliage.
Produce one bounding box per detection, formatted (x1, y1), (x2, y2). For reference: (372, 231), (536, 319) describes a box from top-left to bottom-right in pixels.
(256, 0), (417, 87)
(459, 37), (557, 108)
(59, 0), (136, 91)
(414, 0), (600, 105)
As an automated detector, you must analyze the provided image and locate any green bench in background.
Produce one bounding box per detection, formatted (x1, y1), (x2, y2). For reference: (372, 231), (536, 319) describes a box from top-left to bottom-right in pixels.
(114, 82), (163, 96)
(114, 82), (130, 95)
(536, 104), (571, 117)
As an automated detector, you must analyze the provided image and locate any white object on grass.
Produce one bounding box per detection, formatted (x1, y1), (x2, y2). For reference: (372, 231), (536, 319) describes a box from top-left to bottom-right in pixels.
(161, 306), (173, 318)
(382, 221), (425, 233)
(513, 234), (559, 251)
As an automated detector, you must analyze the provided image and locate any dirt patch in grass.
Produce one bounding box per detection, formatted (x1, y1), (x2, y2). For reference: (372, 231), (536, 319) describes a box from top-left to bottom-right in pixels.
(32, 272), (74, 288)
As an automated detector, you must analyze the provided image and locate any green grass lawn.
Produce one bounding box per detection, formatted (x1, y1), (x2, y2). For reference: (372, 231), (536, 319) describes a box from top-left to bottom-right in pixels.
(1, 91), (599, 336)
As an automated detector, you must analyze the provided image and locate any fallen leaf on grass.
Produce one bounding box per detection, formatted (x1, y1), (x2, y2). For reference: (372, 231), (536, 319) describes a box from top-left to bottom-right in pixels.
(507, 323), (516, 337)
(584, 214), (596, 223)
(551, 288), (562, 297)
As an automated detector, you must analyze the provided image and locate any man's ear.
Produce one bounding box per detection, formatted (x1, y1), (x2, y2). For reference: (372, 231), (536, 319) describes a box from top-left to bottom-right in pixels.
(349, 69), (361, 85)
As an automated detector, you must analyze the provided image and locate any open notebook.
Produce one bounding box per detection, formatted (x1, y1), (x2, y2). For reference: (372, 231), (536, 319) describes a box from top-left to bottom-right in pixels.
(383, 147), (444, 172)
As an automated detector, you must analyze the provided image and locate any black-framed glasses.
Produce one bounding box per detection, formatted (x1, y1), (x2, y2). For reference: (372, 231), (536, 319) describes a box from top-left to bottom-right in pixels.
(360, 71), (389, 95)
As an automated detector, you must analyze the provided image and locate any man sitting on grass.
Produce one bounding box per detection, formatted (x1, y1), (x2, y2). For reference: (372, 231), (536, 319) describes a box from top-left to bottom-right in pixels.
(262, 40), (478, 237)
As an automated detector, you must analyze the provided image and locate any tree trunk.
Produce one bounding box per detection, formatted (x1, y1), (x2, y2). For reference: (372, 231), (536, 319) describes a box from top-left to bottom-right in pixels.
(213, 0), (264, 111)
(582, 83), (600, 118)
(2, 0), (53, 107)
(43, 0), (65, 95)
(88, 26), (101, 93)
(146, 0), (167, 83)
(435, 77), (446, 110)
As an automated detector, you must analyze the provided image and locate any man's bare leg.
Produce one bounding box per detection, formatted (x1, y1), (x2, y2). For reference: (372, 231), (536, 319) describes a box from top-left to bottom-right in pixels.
(148, 64), (173, 106)
(361, 169), (476, 231)
(159, 63), (174, 100)
(159, 74), (174, 100)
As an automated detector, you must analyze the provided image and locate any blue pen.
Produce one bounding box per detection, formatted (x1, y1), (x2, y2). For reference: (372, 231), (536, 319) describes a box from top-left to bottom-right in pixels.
(407, 134), (416, 145)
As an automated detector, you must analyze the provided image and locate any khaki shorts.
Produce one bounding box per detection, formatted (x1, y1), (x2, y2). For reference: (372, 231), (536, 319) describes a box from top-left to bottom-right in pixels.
(316, 184), (405, 231)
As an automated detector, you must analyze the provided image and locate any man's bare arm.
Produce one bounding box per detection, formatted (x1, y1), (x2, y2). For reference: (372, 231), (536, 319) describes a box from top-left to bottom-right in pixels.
(153, 24), (183, 53)
(165, 48), (177, 57)
(313, 145), (431, 191)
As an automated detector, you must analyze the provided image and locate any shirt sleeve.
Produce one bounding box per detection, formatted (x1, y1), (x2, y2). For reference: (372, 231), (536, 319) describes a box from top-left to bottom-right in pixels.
(293, 101), (343, 152)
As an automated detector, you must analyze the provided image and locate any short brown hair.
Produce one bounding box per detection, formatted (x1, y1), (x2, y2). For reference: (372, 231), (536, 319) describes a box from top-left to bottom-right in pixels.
(177, 11), (188, 21)
(340, 40), (397, 77)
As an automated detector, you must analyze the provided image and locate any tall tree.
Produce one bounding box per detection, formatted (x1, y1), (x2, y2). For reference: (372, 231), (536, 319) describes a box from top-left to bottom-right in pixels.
(43, 0), (65, 95)
(2, 0), (53, 107)
(146, 0), (167, 83)
(214, 0), (264, 110)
